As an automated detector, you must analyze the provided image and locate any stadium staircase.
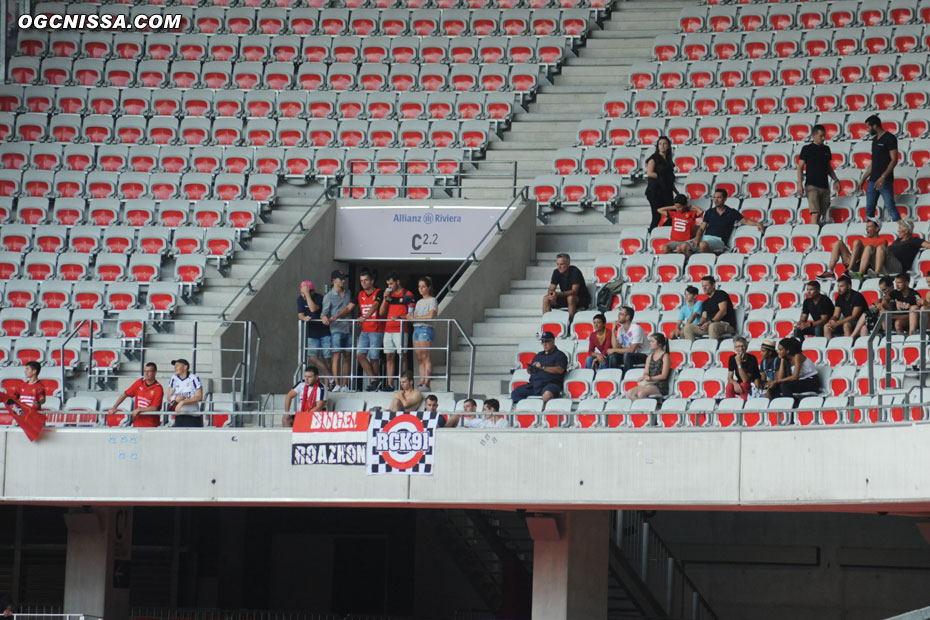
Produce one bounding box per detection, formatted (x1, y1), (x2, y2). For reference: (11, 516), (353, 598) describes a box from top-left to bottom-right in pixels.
(428, 509), (718, 620)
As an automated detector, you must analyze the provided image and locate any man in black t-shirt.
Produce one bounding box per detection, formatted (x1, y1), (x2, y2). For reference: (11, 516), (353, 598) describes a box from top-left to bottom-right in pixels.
(825, 275), (868, 339)
(797, 124), (841, 226)
(297, 281), (333, 385)
(875, 218), (930, 275)
(695, 188), (764, 254)
(683, 276), (736, 341)
(890, 272), (920, 335)
(859, 115), (901, 222)
(792, 281), (835, 339)
(543, 252), (590, 321)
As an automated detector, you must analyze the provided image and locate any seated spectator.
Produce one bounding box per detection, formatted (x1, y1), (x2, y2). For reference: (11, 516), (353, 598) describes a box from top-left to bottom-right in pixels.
(624, 334), (671, 400)
(759, 340), (781, 386)
(423, 393), (439, 416)
(854, 276), (894, 337)
(452, 399), (509, 429)
(607, 306), (649, 372)
(695, 188), (764, 254)
(388, 370), (423, 412)
(543, 253), (590, 322)
(825, 275), (868, 339)
(511, 332), (567, 406)
(792, 281), (834, 339)
(684, 276), (736, 341)
(818, 217), (886, 281)
(890, 272), (919, 335)
(283, 366), (327, 428)
(298, 281), (334, 387)
(442, 397), (476, 428)
(659, 194), (704, 258)
(875, 219), (930, 276)
(106, 362), (163, 427)
(766, 338), (820, 402)
(167, 359), (204, 428)
(726, 337), (761, 401)
(12, 361), (46, 409)
(584, 313), (611, 370)
(670, 285), (702, 339)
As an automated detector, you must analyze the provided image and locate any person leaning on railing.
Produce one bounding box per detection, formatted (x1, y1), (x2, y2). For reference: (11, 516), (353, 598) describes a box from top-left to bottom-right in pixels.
(321, 270), (355, 393)
(298, 280), (334, 389)
(406, 276), (438, 391)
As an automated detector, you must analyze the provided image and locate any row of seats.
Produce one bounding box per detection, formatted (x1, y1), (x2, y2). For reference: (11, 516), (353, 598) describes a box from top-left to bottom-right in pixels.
(654, 26), (930, 62)
(0, 281), (180, 314)
(679, 2), (930, 34)
(27, 6), (594, 37)
(16, 32), (573, 67)
(0, 307), (146, 338)
(603, 84), (930, 120)
(0, 252), (208, 285)
(629, 54), (929, 91)
(38, 0), (603, 10)
(6, 58), (545, 93)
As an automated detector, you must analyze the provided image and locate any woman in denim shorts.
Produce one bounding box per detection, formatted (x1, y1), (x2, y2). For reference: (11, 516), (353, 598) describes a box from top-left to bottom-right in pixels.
(407, 276), (439, 390)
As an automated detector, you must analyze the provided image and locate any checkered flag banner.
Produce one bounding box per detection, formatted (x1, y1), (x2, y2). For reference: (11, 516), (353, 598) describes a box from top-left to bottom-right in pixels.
(367, 410), (441, 475)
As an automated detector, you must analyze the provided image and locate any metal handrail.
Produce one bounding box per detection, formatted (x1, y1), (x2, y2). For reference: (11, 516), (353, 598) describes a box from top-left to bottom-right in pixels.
(219, 189), (330, 321)
(436, 188), (528, 302)
(58, 320), (88, 403)
(867, 308), (928, 395)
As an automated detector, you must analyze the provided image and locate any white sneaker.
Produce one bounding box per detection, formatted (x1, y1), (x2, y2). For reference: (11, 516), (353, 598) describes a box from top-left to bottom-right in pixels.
(331, 384), (342, 392)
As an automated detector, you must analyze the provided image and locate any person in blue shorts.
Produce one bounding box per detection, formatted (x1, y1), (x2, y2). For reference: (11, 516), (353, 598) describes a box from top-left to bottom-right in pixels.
(696, 188), (764, 254)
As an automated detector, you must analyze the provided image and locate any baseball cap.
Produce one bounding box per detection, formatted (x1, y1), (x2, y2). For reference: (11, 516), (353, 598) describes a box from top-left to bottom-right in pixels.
(540, 331), (556, 341)
(331, 270), (347, 280)
(171, 358), (190, 367)
(760, 340), (776, 351)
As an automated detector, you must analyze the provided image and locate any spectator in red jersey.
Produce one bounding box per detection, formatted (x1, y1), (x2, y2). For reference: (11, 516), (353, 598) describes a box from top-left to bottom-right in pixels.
(356, 269), (386, 392)
(12, 361), (45, 409)
(106, 362), (163, 427)
(658, 194), (704, 258)
(283, 366), (327, 428)
(584, 313), (611, 370)
(380, 272), (416, 392)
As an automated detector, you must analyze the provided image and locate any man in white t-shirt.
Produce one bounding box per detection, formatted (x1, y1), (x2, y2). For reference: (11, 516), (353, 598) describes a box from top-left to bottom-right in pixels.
(283, 366), (327, 428)
(607, 306), (650, 372)
(167, 358), (204, 428)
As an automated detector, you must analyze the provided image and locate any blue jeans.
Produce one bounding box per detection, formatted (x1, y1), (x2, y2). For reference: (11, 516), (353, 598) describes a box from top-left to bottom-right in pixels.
(865, 179), (899, 221)
(307, 335), (332, 359)
(585, 355), (605, 370)
(356, 331), (383, 360)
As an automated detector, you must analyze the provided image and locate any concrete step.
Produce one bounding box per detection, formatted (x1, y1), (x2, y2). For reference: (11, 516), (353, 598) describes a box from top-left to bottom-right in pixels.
(565, 57), (647, 66)
(532, 92), (606, 104)
(589, 29), (670, 40)
(513, 112), (596, 122)
(499, 293), (541, 310)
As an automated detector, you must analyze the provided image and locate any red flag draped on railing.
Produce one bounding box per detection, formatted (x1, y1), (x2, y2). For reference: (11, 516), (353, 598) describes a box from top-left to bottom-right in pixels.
(0, 392), (46, 442)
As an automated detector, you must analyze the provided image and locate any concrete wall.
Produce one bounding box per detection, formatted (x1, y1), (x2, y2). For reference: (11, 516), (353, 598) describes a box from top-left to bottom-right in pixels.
(437, 199), (536, 337)
(220, 203), (344, 396)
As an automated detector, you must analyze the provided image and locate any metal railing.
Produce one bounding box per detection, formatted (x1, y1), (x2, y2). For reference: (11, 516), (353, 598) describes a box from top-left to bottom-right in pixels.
(11, 616), (101, 620)
(613, 510), (719, 620)
(335, 159), (523, 201)
(867, 309), (929, 395)
(297, 317), (476, 396)
(436, 188), (526, 302)
(219, 190), (329, 321)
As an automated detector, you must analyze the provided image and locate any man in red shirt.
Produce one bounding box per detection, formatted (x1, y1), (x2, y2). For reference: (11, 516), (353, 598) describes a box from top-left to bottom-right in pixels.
(13, 361), (46, 409)
(659, 194), (704, 258)
(106, 363), (164, 427)
(283, 365), (327, 428)
(380, 272), (416, 392)
(356, 268), (386, 392)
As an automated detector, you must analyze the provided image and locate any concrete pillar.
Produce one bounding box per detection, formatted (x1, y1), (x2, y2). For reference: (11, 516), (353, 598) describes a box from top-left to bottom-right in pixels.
(63, 507), (133, 619)
(529, 511), (609, 620)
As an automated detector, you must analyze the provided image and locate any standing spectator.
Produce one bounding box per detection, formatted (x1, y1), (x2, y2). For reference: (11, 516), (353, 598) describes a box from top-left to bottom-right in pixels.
(825, 275), (868, 339)
(766, 338), (820, 402)
(607, 306), (650, 372)
(298, 281), (333, 387)
(670, 285), (702, 339)
(792, 281), (835, 339)
(659, 195), (704, 258)
(875, 219), (930, 276)
(695, 189), (765, 254)
(406, 276), (438, 390)
(854, 276), (894, 337)
(167, 359), (204, 427)
(684, 276), (736, 341)
(388, 370), (424, 412)
(510, 332), (567, 406)
(12, 361), (46, 409)
(543, 253), (590, 322)
(624, 333), (671, 400)
(584, 313), (611, 370)
(644, 136), (677, 232)
(283, 366), (326, 428)
(860, 115), (900, 222)
(321, 270), (355, 393)
(759, 340), (781, 387)
(818, 218), (886, 280)
(889, 272), (919, 335)
(381, 272), (416, 392)
(726, 337), (760, 401)
(356, 269), (385, 392)
(797, 124), (842, 226)
(106, 362), (163, 427)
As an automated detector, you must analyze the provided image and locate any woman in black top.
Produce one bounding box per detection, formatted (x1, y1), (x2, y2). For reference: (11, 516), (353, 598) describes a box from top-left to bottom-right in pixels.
(645, 136), (677, 232)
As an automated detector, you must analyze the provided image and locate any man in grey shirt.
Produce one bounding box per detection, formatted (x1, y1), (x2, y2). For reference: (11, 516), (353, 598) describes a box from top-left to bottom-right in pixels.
(321, 270), (355, 392)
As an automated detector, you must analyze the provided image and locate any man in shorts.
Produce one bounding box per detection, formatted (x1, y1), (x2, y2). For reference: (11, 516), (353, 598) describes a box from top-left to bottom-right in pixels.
(818, 217), (886, 280)
(322, 270), (354, 392)
(106, 362), (163, 427)
(380, 272), (416, 392)
(875, 219), (930, 276)
(356, 269), (385, 392)
(797, 124), (841, 226)
(298, 280), (333, 387)
(825, 275), (868, 340)
(388, 370), (424, 413)
(695, 188), (764, 254)
(543, 253), (590, 322)
(510, 332), (567, 407)
(791, 281), (834, 339)
(167, 358), (204, 428)
(659, 194), (704, 258)
(283, 365), (327, 428)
